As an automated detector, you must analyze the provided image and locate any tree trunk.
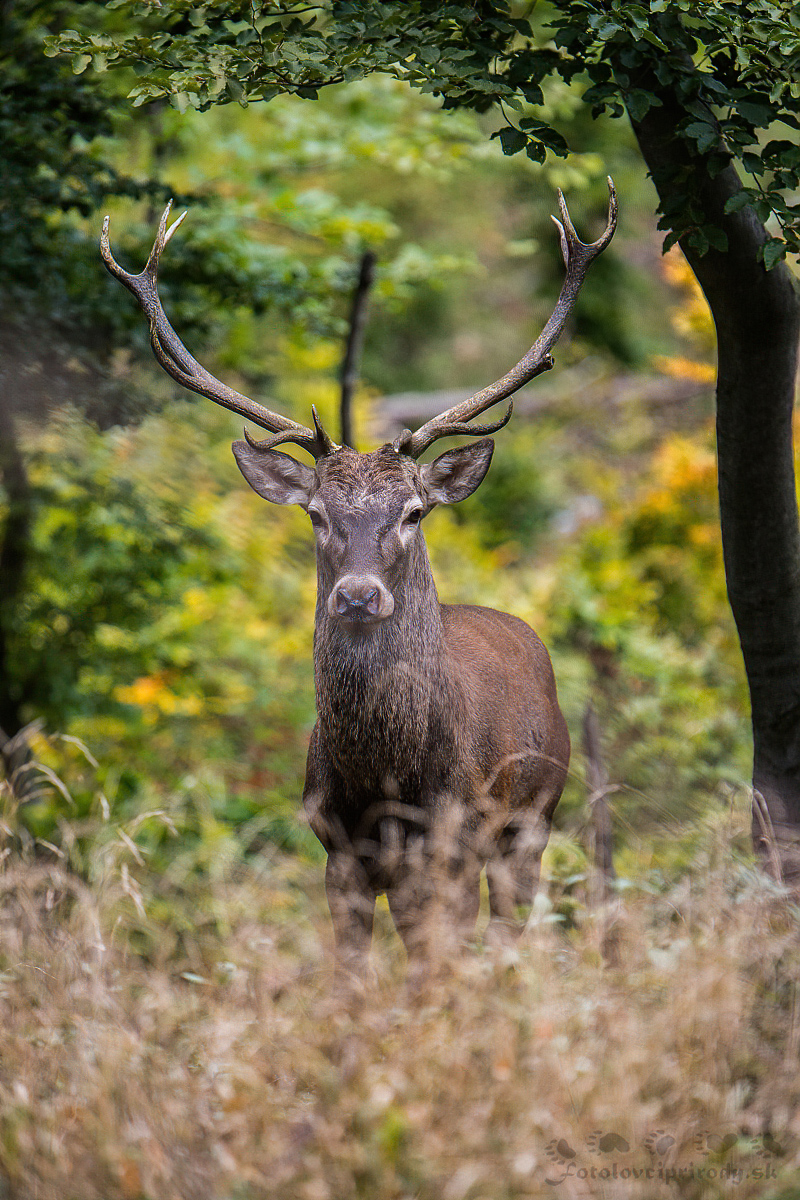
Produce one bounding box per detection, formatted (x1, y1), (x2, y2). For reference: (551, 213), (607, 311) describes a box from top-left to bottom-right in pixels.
(0, 404), (33, 738)
(629, 87), (800, 883)
(340, 249), (376, 450)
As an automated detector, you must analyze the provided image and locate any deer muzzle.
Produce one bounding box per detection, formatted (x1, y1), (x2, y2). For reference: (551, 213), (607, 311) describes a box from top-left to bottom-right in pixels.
(328, 574), (395, 626)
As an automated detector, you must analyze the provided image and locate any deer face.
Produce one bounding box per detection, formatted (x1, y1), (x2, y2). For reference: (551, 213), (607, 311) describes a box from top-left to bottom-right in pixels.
(232, 438), (494, 629)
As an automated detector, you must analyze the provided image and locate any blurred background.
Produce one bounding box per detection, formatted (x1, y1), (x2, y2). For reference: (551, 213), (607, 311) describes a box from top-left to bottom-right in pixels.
(7, 6), (800, 1196)
(0, 1), (751, 904)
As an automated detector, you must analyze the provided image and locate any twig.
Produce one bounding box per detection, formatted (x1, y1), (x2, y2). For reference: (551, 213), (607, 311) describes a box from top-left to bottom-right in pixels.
(752, 789), (783, 884)
(582, 701), (616, 904)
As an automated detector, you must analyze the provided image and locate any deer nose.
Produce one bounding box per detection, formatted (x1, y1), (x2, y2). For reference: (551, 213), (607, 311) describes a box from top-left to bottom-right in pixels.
(328, 574), (395, 624)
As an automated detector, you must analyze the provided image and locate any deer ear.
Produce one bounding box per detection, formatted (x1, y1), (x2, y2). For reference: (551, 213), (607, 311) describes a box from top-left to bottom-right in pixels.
(420, 437), (494, 507)
(232, 440), (316, 509)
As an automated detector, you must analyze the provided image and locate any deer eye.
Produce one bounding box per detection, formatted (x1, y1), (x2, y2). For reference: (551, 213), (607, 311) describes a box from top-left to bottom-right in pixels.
(404, 507), (423, 526)
(308, 509), (326, 530)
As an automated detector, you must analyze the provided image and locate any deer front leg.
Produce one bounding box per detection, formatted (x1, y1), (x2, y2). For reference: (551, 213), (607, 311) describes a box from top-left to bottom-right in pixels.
(325, 851), (375, 977)
(304, 730), (376, 980)
(387, 830), (482, 969)
(486, 812), (550, 943)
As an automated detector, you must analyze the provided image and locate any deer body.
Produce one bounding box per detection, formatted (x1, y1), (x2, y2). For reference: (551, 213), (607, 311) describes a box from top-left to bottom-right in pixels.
(308, 589), (570, 961)
(101, 181), (616, 971)
(229, 440), (569, 964)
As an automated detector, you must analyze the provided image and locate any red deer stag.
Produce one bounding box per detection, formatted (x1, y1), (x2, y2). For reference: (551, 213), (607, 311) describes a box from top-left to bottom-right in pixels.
(101, 181), (616, 973)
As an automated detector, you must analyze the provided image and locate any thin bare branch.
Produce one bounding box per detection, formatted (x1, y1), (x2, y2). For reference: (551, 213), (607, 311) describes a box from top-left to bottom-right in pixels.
(582, 701), (615, 904)
(340, 249), (376, 450)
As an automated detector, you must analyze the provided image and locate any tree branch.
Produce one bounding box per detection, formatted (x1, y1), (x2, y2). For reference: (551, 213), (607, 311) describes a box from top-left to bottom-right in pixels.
(0, 404), (34, 737)
(339, 249), (376, 450)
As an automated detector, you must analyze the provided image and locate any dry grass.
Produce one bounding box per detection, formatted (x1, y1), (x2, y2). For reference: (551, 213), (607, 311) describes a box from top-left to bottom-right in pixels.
(1, 813), (800, 1200)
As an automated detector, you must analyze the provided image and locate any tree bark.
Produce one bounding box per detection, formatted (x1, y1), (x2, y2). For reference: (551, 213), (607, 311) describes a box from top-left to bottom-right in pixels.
(0, 404), (33, 738)
(629, 86), (800, 883)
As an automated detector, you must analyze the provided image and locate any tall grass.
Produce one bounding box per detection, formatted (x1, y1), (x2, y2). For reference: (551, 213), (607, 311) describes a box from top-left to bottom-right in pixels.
(1, 787), (799, 1200)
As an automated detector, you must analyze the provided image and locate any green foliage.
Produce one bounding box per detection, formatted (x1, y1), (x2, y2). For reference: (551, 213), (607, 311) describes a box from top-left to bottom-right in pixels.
(546, 0), (800, 262)
(2, 4), (480, 386)
(548, 428), (749, 827)
(5, 414), (224, 730)
(458, 426), (561, 551)
(0, 4), (765, 908)
(0, 0), (167, 332)
(49, 0), (800, 261)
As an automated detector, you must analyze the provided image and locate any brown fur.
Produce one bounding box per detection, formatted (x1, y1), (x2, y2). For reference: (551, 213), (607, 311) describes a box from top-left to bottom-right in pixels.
(289, 444), (571, 970)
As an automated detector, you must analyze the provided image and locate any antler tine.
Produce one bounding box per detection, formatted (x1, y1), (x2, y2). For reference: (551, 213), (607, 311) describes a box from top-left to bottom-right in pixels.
(397, 178), (617, 460)
(244, 405), (338, 456)
(101, 202), (337, 460)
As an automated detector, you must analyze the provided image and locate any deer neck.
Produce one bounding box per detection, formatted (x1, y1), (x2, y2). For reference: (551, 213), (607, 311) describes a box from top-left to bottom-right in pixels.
(313, 537), (450, 784)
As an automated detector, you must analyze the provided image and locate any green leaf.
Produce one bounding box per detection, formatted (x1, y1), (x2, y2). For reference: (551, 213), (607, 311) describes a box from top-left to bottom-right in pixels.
(687, 228), (709, 256)
(625, 89), (655, 123)
(640, 30), (667, 50)
(704, 225), (728, 252)
(72, 53), (92, 75)
(724, 190), (752, 214)
(684, 121), (718, 153)
(762, 238), (786, 270)
(417, 44), (440, 64)
(736, 100), (775, 127)
(594, 19), (621, 40)
(494, 126), (527, 156)
(525, 139), (547, 164)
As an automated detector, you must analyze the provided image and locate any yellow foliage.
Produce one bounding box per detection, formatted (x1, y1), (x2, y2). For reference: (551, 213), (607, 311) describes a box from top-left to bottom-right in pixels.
(661, 249), (715, 343)
(652, 353), (716, 385)
(117, 675), (168, 706)
(688, 523), (718, 547)
(115, 674), (205, 718)
(283, 339), (340, 373)
(652, 249), (716, 384)
(183, 587), (215, 618)
(652, 435), (716, 492)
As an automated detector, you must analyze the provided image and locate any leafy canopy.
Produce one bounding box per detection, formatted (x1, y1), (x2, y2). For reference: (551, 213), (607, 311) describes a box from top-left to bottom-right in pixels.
(0, 0), (165, 329)
(49, 1), (800, 267)
(1, 1), (482, 417)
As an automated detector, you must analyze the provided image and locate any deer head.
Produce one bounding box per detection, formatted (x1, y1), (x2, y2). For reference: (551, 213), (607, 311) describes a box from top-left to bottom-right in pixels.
(233, 437), (497, 627)
(101, 183), (617, 630)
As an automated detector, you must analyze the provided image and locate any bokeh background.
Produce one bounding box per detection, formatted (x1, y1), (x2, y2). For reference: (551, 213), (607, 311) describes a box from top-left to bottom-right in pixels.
(2, 4), (798, 1197)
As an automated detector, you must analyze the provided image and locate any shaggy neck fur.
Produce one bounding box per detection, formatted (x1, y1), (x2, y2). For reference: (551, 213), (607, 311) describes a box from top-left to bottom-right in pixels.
(313, 533), (454, 796)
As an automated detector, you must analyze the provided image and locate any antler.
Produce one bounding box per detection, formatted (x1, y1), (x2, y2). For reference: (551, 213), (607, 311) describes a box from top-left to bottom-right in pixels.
(101, 201), (337, 459)
(394, 177), (618, 459)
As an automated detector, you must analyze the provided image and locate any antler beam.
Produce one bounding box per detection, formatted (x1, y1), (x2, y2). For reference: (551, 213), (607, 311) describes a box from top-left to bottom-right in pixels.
(394, 177), (617, 459)
(101, 202), (337, 459)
